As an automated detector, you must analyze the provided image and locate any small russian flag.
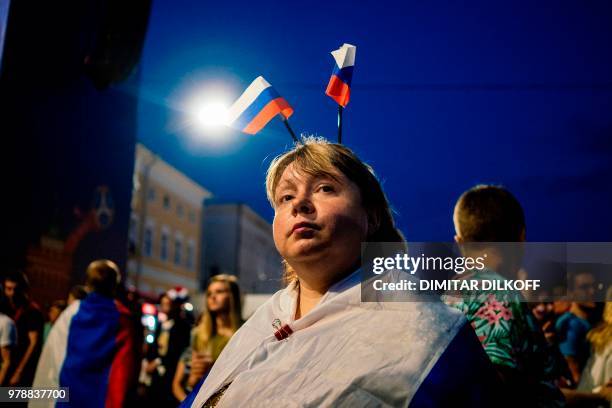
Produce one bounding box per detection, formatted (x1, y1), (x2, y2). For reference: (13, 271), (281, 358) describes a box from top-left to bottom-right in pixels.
(325, 43), (356, 108)
(227, 76), (293, 135)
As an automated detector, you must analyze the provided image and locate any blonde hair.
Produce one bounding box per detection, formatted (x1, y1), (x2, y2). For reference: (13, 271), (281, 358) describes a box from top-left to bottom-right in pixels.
(266, 137), (405, 283)
(85, 259), (120, 297)
(193, 274), (242, 352)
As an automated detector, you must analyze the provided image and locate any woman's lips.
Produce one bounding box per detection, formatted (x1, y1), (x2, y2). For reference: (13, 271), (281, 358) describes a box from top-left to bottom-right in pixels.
(291, 222), (320, 235)
(294, 226), (314, 234)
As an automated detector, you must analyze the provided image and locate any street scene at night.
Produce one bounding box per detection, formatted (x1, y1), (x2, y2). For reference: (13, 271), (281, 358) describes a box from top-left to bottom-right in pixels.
(1, 0), (611, 406)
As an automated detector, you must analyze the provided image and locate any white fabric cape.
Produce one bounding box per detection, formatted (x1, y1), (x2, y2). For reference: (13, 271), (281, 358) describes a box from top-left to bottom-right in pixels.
(29, 300), (80, 408)
(190, 270), (467, 407)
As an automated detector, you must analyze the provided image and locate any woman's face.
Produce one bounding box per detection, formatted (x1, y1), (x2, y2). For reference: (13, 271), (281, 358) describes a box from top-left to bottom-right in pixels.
(531, 302), (553, 322)
(160, 295), (172, 314)
(272, 163), (369, 272)
(207, 281), (231, 313)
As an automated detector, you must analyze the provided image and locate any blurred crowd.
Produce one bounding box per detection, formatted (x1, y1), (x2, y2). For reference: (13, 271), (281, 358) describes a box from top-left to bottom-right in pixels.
(0, 264), (243, 407)
(527, 278), (611, 406)
(0, 258), (609, 406)
(0, 185), (609, 407)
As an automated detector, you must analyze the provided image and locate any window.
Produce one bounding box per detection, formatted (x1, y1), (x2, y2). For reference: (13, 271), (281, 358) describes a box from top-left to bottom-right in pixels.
(188, 210), (196, 224)
(177, 203), (184, 218)
(129, 216), (138, 243)
(144, 226), (153, 257)
(174, 238), (182, 265)
(160, 230), (168, 260)
(186, 240), (194, 270)
(147, 187), (156, 202)
(163, 194), (170, 209)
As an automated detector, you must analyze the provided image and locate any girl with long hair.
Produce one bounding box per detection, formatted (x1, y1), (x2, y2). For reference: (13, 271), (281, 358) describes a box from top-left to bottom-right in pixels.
(172, 274), (242, 402)
(577, 292), (612, 402)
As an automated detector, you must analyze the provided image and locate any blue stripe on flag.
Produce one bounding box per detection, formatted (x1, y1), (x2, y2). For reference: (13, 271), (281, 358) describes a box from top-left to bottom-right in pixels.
(331, 65), (354, 87)
(58, 293), (120, 408)
(230, 87), (281, 130)
(179, 377), (206, 408)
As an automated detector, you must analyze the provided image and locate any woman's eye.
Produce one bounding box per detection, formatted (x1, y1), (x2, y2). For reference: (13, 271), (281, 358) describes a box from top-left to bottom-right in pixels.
(279, 194), (293, 203)
(319, 185), (334, 193)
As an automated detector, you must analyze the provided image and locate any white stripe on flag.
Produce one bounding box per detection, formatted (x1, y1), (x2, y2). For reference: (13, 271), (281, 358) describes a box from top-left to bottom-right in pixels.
(331, 43), (356, 69)
(30, 300), (81, 408)
(226, 76), (272, 125)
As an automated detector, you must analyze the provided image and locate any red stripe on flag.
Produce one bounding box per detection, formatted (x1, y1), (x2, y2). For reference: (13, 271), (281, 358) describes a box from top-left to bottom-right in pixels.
(325, 75), (351, 107)
(243, 97), (293, 135)
(105, 301), (139, 408)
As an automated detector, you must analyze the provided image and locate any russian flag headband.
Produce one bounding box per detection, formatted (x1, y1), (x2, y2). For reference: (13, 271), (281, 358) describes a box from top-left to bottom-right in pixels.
(326, 43), (356, 108)
(226, 43), (356, 144)
(226, 76), (293, 135)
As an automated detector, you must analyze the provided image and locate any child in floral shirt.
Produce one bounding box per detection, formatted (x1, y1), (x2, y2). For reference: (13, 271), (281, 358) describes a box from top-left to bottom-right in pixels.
(446, 185), (565, 407)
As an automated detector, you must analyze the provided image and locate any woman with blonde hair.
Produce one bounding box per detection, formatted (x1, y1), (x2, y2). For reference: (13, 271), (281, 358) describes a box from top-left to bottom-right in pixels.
(183, 137), (501, 407)
(577, 291), (612, 403)
(172, 274), (242, 402)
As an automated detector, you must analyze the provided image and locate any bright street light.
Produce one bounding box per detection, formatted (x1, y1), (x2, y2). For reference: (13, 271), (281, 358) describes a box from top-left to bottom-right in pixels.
(193, 101), (229, 129)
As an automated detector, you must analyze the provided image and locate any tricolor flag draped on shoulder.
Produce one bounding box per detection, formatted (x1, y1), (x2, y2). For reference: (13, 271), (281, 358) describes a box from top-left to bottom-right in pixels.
(226, 76), (294, 135)
(30, 293), (139, 408)
(325, 43), (356, 107)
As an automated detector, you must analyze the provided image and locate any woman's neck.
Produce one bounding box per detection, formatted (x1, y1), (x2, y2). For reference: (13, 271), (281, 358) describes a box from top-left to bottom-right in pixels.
(294, 279), (327, 320)
(215, 313), (233, 335)
(293, 262), (358, 320)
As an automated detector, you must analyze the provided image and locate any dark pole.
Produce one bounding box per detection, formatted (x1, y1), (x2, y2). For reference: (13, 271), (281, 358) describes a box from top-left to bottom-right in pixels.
(282, 117), (300, 144)
(337, 105), (343, 143)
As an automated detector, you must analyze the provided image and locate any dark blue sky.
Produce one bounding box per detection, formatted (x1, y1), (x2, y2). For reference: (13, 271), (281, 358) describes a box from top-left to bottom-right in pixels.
(132, 0), (612, 241)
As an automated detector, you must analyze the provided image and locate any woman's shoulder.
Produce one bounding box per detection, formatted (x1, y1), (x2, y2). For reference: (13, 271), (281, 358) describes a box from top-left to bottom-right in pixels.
(242, 287), (293, 323)
(357, 298), (468, 341)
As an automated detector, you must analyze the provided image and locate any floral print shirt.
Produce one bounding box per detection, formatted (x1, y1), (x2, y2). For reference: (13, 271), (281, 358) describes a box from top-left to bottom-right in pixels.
(443, 269), (565, 407)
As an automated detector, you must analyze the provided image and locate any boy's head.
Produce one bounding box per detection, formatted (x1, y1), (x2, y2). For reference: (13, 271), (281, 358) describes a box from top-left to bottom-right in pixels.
(3, 270), (29, 307)
(568, 267), (597, 309)
(453, 184), (525, 243)
(85, 259), (121, 297)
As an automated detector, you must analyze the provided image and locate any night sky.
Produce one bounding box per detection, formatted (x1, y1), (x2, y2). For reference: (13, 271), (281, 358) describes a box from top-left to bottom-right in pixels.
(132, 0), (612, 242)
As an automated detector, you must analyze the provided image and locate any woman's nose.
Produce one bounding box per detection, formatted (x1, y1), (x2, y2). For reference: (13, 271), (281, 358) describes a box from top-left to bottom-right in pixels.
(292, 194), (315, 215)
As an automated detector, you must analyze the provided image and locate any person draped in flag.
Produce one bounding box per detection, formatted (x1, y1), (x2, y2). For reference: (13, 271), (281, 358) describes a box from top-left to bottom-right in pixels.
(31, 260), (139, 408)
(181, 137), (502, 407)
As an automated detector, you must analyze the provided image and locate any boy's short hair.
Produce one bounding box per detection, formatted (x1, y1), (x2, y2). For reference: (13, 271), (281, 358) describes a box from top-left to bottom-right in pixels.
(455, 185), (525, 242)
(85, 259), (121, 297)
(3, 269), (29, 291)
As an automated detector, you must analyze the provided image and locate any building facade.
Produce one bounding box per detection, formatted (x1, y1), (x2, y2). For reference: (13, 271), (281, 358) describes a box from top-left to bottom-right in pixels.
(127, 144), (211, 297)
(203, 203), (282, 294)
